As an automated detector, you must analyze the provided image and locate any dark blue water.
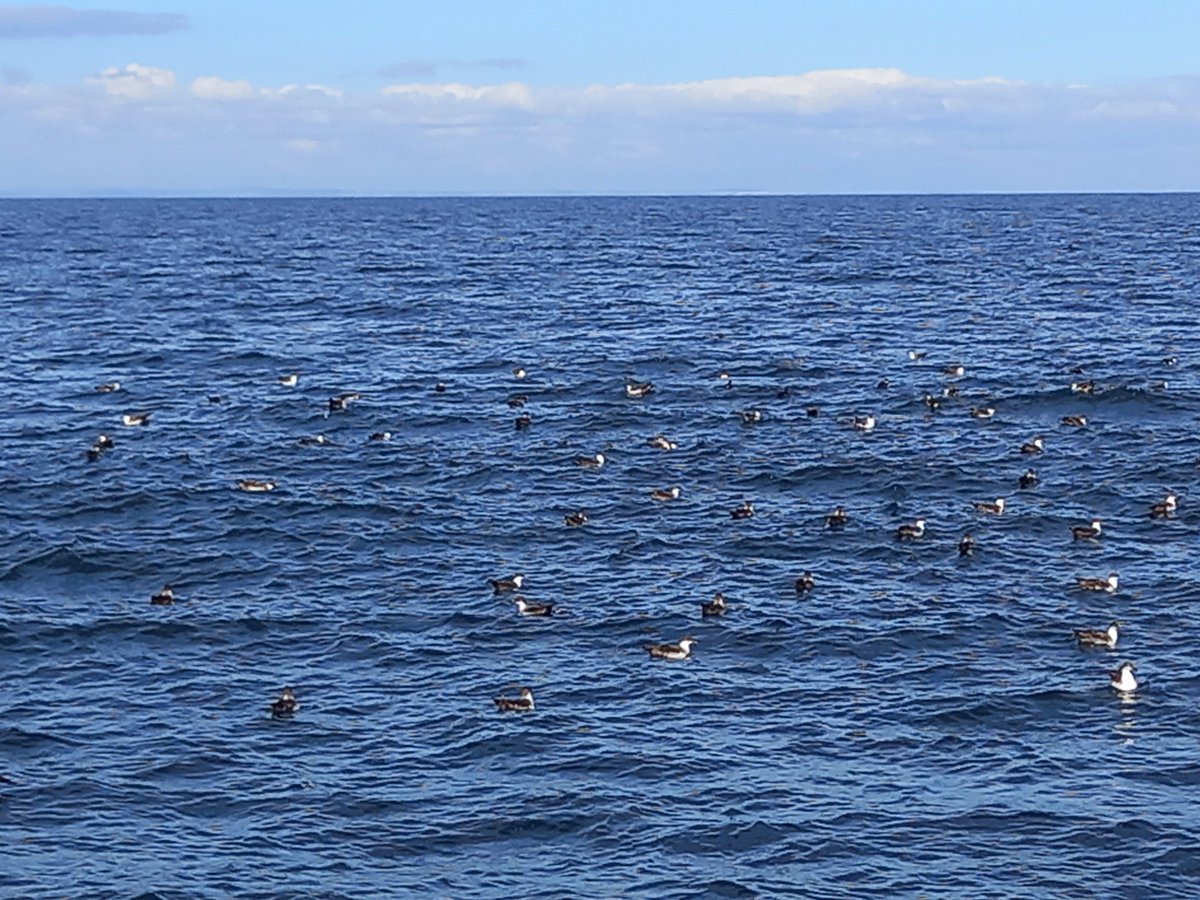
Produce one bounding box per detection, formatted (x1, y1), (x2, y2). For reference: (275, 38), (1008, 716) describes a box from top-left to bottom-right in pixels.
(2, 195), (1199, 897)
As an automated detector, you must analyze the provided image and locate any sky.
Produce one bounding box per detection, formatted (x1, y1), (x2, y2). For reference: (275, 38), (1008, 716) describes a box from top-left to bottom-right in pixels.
(1, 0), (1199, 195)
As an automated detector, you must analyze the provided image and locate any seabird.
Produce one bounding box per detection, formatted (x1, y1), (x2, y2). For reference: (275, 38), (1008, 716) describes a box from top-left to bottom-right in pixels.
(1020, 436), (1045, 454)
(1077, 572), (1119, 593)
(625, 381), (654, 399)
(644, 636), (696, 661)
(1071, 380), (1096, 394)
(86, 445), (103, 461)
(730, 501), (755, 520)
(896, 517), (927, 540)
(328, 392), (361, 413)
(943, 364), (965, 377)
(514, 597), (554, 617)
(795, 571), (815, 593)
(121, 412), (151, 427)
(942, 384), (961, 398)
(651, 486), (682, 502)
(507, 394), (529, 408)
(1150, 492), (1178, 519)
(150, 584), (175, 606)
(958, 533), (976, 556)
(908, 350), (926, 361)
(278, 373), (299, 387)
(969, 407), (996, 419)
(564, 510), (589, 527)
(237, 479), (277, 492)
(298, 435), (332, 446)
(1074, 621), (1119, 649)
(208, 395), (224, 404)
(877, 378), (890, 389)
(1071, 519), (1103, 540)
(95, 381), (121, 393)
(574, 452), (605, 469)
(488, 574), (525, 594)
(1163, 356), (1178, 366)
(1062, 415), (1088, 427)
(647, 434), (678, 451)
(974, 497), (1006, 515)
(825, 506), (848, 528)
(806, 406), (820, 417)
(923, 393), (941, 411)
(513, 367), (527, 380)
(494, 686), (535, 711)
(1019, 468), (1039, 489)
(740, 409), (763, 424)
(434, 382), (447, 393)
(96, 434), (116, 450)
(1109, 662), (1138, 692)
(700, 593), (727, 617)
(270, 687), (299, 718)
(369, 431), (393, 442)
(514, 413), (532, 430)
(853, 414), (876, 431)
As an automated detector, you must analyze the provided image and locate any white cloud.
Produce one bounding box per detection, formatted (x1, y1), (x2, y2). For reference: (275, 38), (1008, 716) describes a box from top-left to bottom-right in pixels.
(191, 75), (254, 100)
(381, 80), (533, 109)
(88, 63), (175, 100)
(287, 138), (319, 152)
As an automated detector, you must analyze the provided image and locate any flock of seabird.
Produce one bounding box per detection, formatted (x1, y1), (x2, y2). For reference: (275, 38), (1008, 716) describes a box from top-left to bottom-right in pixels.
(84, 350), (1183, 717)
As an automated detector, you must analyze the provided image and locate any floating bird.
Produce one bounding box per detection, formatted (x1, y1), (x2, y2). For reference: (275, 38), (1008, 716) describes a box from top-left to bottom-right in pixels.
(645, 636), (696, 661)
(1149, 492), (1178, 519)
(237, 479), (276, 492)
(647, 434), (678, 451)
(806, 406), (820, 417)
(1109, 662), (1138, 692)
(208, 395), (224, 404)
(150, 584), (175, 606)
(795, 571), (815, 593)
(876, 378), (890, 389)
(896, 518), (927, 540)
(298, 435), (332, 446)
(95, 381), (121, 393)
(942, 384), (961, 398)
(1076, 572), (1119, 593)
(434, 382), (447, 393)
(369, 431), (392, 442)
(488, 574), (525, 594)
(513, 367), (527, 380)
(328, 392), (361, 413)
(943, 364), (965, 377)
(1019, 468), (1039, 489)
(969, 407), (996, 419)
(651, 486), (682, 502)
(270, 687), (299, 718)
(908, 350), (927, 361)
(574, 452), (605, 469)
(564, 510), (589, 527)
(923, 393), (941, 411)
(853, 414), (876, 431)
(86, 445), (104, 462)
(514, 597), (555, 617)
(1061, 415), (1088, 427)
(625, 381), (654, 399)
(494, 686), (535, 711)
(974, 497), (1006, 515)
(1071, 519), (1103, 540)
(730, 501), (755, 520)
(278, 373), (299, 387)
(1163, 355), (1178, 366)
(1074, 621), (1119, 649)
(514, 413), (532, 430)
(740, 409), (763, 424)
(700, 593), (728, 617)
(121, 412), (151, 427)
(96, 434), (116, 450)
(825, 506), (848, 528)
(507, 394), (529, 408)
(1071, 380), (1096, 394)
(1020, 436), (1045, 454)
(958, 533), (976, 556)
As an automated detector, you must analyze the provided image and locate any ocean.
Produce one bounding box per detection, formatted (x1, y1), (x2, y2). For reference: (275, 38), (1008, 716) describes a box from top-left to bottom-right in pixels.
(1, 194), (1198, 897)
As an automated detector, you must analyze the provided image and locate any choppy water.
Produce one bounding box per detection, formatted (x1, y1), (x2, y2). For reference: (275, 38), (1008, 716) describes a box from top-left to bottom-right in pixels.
(2, 194), (1199, 897)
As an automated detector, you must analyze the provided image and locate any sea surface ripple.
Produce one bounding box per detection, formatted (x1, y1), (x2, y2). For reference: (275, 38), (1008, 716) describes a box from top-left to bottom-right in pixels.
(2, 195), (1199, 897)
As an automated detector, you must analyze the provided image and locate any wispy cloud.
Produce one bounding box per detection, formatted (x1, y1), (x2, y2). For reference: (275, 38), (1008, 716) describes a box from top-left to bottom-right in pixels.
(378, 57), (527, 79)
(0, 5), (188, 39)
(87, 62), (174, 99)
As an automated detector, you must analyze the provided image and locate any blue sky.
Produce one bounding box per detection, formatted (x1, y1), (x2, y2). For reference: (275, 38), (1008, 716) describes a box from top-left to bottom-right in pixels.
(1, 1), (1199, 195)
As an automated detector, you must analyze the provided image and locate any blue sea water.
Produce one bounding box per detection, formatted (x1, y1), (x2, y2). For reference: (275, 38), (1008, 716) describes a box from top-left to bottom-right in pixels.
(1, 194), (1199, 898)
